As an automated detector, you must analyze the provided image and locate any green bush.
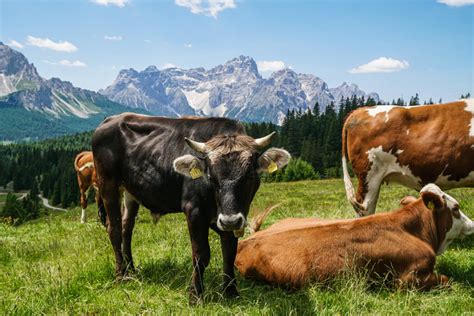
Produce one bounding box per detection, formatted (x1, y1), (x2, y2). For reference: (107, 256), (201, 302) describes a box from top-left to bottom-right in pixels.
(0, 192), (44, 226)
(262, 158), (319, 182)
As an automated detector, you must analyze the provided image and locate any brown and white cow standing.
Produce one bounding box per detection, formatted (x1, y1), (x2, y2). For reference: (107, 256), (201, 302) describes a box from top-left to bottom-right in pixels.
(342, 99), (474, 216)
(236, 184), (474, 289)
(74, 151), (98, 223)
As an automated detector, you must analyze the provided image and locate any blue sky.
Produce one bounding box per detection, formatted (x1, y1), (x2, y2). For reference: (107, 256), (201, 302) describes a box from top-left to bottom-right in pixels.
(1, 0), (472, 103)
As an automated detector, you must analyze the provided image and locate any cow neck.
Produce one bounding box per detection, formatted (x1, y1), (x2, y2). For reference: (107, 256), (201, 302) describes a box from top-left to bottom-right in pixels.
(396, 201), (439, 253)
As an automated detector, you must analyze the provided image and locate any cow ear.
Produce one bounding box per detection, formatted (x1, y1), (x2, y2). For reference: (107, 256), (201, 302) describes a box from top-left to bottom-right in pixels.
(173, 154), (205, 179)
(258, 148), (291, 174)
(421, 191), (444, 211)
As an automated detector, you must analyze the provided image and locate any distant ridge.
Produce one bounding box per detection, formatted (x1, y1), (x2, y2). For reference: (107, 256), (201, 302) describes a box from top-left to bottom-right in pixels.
(102, 55), (381, 124)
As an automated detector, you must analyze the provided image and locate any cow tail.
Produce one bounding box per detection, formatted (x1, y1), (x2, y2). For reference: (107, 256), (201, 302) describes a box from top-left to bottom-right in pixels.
(74, 152), (85, 171)
(97, 195), (107, 227)
(341, 119), (364, 212)
(248, 204), (281, 234)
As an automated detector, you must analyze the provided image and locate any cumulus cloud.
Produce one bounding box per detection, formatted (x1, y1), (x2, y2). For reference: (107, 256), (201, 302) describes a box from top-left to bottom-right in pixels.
(175, 0), (236, 18)
(26, 36), (77, 53)
(257, 60), (287, 74)
(7, 40), (24, 49)
(104, 35), (123, 41)
(437, 0), (474, 6)
(184, 43), (192, 48)
(44, 59), (87, 67)
(90, 0), (130, 7)
(349, 57), (409, 74)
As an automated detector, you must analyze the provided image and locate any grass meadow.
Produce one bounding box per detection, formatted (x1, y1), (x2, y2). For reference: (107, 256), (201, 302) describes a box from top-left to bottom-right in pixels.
(0, 179), (473, 314)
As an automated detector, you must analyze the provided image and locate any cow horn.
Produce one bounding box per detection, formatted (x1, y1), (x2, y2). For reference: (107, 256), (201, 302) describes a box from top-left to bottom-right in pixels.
(185, 137), (207, 153)
(254, 132), (276, 148)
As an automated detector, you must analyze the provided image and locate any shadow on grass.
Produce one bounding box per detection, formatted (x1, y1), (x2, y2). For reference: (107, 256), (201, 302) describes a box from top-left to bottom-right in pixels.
(138, 258), (192, 290)
(136, 258), (315, 312)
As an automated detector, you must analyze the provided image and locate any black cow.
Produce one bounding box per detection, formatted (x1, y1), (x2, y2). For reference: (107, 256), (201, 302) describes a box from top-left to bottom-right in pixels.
(92, 113), (290, 301)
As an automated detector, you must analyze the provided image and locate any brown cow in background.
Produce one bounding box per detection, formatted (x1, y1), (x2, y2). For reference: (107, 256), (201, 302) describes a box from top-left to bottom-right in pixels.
(74, 151), (98, 223)
(236, 184), (473, 289)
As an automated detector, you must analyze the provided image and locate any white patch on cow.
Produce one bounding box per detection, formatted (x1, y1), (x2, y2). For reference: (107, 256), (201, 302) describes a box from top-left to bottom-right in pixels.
(367, 105), (426, 123)
(463, 98), (474, 137)
(434, 165), (474, 189)
(367, 106), (395, 122)
(364, 146), (422, 215)
(78, 162), (94, 172)
(396, 149), (404, 155)
(80, 208), (87, 223)
(420, 184), (474, 255)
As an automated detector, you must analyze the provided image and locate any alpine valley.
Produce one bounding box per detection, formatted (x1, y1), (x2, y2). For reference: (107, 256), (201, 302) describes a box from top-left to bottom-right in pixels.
(0, 42), (381, 141)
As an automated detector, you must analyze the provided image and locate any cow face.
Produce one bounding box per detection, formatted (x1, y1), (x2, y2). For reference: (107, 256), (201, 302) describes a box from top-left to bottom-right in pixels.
(174, 132), (291, 232)
(420, 183), (474, 255)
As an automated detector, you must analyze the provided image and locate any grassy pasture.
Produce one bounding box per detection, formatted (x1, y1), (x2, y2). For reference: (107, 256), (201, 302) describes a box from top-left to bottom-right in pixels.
(0, 179), (473, 314)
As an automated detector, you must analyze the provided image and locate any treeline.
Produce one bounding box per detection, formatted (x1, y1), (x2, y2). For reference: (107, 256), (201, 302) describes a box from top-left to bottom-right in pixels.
(0, 132), (93, 209)
(246, 95), (379, 179)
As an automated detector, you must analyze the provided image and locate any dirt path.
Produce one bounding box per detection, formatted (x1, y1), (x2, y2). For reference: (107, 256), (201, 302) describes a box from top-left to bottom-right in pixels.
(38, 195), (67, 212)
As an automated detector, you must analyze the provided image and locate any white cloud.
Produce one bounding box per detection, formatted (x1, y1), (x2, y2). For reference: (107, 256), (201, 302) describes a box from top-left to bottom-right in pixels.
(44, 59), (87, 67)
(26, 36), (77, 53)
(184, 43), (192, 48)
(7, 40), (24, 49)
(257, 60), (287, 74)
(90, 0), (130, 7)
(104, 35), (123, 41)
(349, 57), (409, 74)
(437, 0), (474, 7)
(175, 0), (236, 18)
(160, 62), (179, 69)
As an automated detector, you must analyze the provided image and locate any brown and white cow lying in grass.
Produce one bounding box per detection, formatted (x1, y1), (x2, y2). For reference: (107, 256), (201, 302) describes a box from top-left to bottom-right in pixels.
(236, 184), (473, 290)
(74, 151), (98, 223)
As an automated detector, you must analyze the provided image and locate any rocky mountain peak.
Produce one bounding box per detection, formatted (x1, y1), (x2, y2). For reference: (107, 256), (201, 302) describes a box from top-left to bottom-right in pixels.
(101, 56), (382, 124)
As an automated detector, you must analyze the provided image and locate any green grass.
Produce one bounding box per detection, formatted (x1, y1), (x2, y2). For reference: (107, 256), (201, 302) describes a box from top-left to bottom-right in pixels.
(1, 179), (473, 314)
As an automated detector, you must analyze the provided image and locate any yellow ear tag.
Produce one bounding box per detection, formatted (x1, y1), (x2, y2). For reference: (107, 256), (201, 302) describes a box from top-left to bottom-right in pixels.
(267, 160), (278, 173)
(427, 201), (435, 210)
(189, 167), (202, 179)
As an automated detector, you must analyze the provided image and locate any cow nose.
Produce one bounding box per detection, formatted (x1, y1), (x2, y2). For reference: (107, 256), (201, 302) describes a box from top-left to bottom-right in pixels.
(217, 213), (245, 231)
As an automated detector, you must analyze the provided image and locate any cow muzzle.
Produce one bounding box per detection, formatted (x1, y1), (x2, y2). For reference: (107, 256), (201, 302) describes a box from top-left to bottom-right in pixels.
(217, 213), (246, 231)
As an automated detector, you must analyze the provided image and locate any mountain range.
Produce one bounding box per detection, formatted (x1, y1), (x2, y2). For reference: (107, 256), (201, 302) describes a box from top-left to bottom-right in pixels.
(101, 56), (380, 124)
(0, 42), (145, 141)
(0, 42), (381, 141)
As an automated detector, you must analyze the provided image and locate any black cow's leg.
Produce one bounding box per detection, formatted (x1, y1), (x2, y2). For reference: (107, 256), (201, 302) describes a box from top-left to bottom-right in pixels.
(185, 207), (210, 303)
(102, 182), (125, 278)
(219, 231), (239, 298)
(121, 191), (139, 273)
